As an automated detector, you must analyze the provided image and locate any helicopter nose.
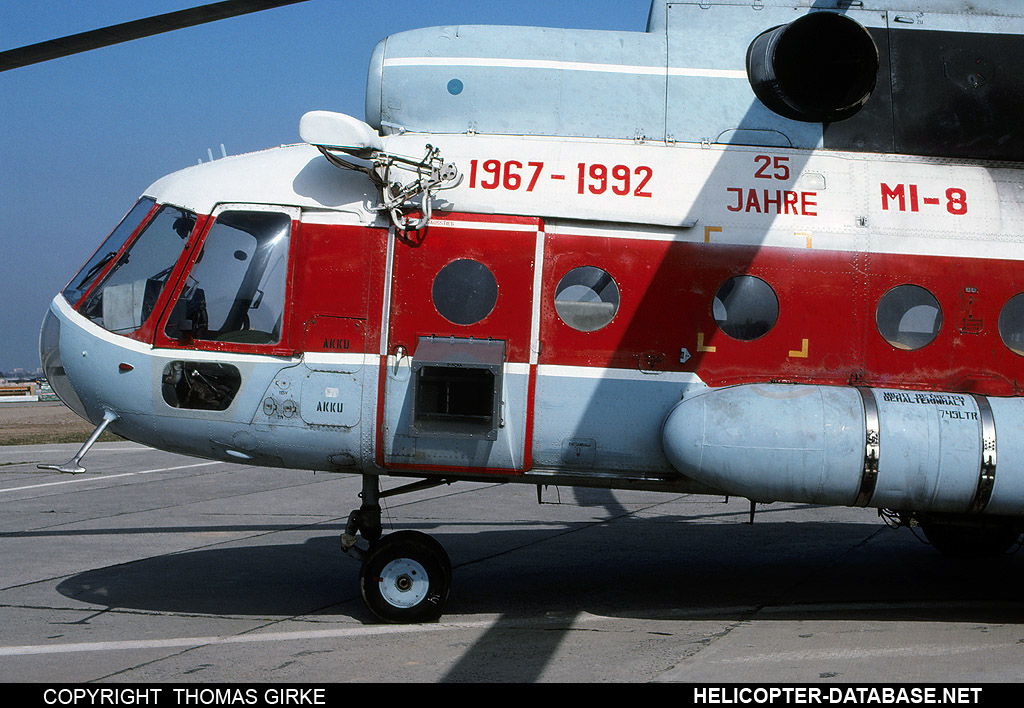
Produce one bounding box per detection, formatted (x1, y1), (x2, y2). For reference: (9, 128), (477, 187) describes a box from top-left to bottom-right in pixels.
(39, 305), (90, 421)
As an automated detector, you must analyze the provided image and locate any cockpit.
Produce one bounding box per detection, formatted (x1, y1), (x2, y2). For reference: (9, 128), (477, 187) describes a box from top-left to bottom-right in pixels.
(41, 197), (301, 427)
(162, 209), (291, 346)
(58, 199), (292, 348)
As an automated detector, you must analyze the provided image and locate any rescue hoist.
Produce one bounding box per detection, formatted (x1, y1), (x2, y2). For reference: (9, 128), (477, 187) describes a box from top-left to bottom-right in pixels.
(300, 110), (462, 231)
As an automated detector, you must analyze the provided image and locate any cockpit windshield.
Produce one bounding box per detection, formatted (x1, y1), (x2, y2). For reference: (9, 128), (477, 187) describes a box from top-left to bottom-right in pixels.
(62, 197), (156, 306)
(77, 205), (197, 335)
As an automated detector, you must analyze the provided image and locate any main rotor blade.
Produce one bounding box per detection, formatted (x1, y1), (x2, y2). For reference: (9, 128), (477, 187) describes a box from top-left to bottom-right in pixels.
(0, 0), (311, 72)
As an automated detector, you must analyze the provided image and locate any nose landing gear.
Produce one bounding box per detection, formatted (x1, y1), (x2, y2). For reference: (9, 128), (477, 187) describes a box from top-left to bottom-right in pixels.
(342, 475), (453, 623)
(359, 530), (451, 623)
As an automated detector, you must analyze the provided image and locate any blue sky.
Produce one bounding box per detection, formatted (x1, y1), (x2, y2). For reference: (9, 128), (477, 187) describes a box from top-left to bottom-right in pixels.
(0, 0), (651, 373)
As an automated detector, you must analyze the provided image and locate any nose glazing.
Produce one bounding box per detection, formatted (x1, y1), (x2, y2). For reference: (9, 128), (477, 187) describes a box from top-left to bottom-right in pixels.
(39, 307), (89, 421)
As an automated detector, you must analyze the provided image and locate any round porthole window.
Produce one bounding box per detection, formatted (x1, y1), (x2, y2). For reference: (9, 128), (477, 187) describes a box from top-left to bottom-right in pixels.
(712, 275), (779, 341)
(431, 259), (498, 325)
(876, 284), (942, 350)
(999, 293), (1024, 356)
(554, 266), (620, 331)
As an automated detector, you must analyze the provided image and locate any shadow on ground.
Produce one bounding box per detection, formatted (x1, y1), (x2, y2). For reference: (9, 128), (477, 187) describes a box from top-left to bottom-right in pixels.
(54, 516), (1024, 625)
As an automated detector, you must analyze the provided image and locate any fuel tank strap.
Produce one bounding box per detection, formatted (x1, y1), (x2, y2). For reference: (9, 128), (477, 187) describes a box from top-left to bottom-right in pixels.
(969, 394), (997, 514)
(854, 387), (880, 508)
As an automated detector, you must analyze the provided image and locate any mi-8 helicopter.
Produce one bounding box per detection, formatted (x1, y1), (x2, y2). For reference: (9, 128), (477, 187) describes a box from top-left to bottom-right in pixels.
(17, 0), (1024, 622)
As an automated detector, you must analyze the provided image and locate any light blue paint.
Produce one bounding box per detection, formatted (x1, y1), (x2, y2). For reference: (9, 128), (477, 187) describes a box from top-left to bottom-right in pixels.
(663, 383), (1024, 515)
(364, 3), (841, 146)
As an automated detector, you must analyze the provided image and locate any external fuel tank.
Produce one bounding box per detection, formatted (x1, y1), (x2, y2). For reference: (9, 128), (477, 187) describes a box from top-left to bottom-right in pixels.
(662, 384), (1024, 516)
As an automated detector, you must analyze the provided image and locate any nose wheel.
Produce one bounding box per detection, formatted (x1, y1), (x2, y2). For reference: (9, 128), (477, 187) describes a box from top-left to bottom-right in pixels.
(342, 475), (454, 622)
(359, 530), (452, 623)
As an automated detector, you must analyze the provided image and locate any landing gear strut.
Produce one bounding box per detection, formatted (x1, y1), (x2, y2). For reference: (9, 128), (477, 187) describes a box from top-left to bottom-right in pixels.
(341, 475), (453, 623)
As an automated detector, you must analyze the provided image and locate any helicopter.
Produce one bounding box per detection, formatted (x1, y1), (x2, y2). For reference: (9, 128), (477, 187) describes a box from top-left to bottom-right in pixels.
(21, 0), (1024, 622)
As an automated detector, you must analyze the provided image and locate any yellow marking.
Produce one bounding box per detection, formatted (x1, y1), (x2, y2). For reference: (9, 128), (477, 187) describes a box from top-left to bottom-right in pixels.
(704, 226), (722, 243)
(788, 338), (809, 358)
(795, 231), (812, 248)
(697, 332), (717, 353)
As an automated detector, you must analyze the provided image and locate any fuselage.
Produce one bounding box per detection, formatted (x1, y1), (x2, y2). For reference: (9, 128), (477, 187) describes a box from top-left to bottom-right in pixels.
(41, 130), (1024, 515)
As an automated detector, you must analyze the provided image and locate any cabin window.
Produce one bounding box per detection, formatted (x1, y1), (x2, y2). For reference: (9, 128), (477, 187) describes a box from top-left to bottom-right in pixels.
(63, 197), (156, 307)
(712, 276), (779, 341)
(876, 284), (942, 350)
(431, 259), (498, 325)
(554, 266), (620, 332)
(998, 293), (1024, 356)
(78, 205), (197, 335)
(164, 211), (291, 345)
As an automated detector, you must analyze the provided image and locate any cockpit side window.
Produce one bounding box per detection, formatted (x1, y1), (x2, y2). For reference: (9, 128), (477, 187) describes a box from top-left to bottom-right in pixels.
(63, 197), (156, 307)
(77, 205), (197, 335)
(163, 210), (292, 346)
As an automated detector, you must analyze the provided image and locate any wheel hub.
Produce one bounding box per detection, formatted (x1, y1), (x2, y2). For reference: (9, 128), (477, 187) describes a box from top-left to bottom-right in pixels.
(378, 558), (429, 608)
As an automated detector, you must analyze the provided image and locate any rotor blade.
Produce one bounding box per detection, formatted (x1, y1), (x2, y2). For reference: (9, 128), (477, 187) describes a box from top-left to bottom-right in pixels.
(0, 0), (311, 72)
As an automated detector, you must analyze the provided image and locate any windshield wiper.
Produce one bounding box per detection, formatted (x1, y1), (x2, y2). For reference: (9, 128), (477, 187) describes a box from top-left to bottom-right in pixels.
(74, 251), (117, 291)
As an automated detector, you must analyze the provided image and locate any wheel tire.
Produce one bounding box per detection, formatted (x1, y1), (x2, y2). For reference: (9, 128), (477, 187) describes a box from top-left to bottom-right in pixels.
(921, 523), (1021, 558)
(359, 531), (451, 623)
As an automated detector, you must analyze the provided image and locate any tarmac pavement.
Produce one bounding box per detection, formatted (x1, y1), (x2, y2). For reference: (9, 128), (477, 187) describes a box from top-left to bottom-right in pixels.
(1, 441), (1022, 683)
